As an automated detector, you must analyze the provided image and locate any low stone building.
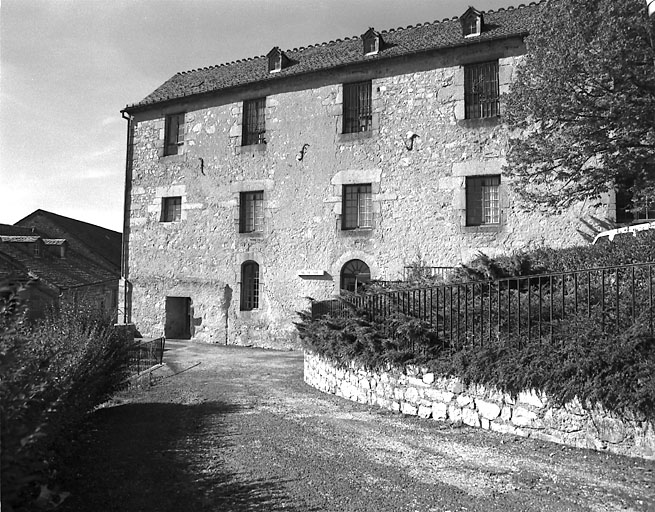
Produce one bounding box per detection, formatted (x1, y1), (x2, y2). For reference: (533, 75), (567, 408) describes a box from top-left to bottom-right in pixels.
(120, 2), (614, 347)
(0, 211), (121, 320)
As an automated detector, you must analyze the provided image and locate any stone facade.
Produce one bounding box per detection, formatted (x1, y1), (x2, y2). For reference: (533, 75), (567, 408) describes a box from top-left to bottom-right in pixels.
(122, 6), (611, 347)
(304, 351), (655, 460)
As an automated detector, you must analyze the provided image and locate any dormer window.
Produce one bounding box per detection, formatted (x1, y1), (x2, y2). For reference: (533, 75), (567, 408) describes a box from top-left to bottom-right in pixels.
(267, 47), (289, 73)
(362, 28), (382, 56)
(44, 239), (68, 258)
(460, 7), (484, 37)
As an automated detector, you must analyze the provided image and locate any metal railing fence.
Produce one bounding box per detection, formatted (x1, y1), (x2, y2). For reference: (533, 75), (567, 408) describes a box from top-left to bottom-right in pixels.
(403, 266), (456, 282)
(128, 336), (165, 374)
(312, 262), (655, 351)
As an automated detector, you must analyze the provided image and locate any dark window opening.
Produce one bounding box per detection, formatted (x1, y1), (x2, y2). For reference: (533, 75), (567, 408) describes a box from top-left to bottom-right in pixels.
(342, 184), (373, 230)
(465, 61), (499, 119)
(242, 98), (266, 146)
(239, 191), (264, 233)
(343, 81), (372, 134)
(164, 113), (185, 156)
(161, 196), (182, 222)
(340, 259), (371, 292)
(364, 36), (378, 55)
(240, 261), (260, 311)
(466, 176), (501, 226)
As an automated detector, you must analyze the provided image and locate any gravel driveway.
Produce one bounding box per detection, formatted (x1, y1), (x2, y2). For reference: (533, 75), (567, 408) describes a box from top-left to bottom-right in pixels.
(59, 341), (654, 512)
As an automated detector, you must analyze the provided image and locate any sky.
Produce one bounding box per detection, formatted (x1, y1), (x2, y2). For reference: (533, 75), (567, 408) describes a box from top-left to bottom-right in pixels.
(1, 0), (521, 233)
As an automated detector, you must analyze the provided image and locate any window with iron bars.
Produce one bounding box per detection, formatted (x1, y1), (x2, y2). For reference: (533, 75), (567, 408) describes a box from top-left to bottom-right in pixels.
(240, 260), (260, 311)
(161, 196), (182, 222)
(466, 176), (500, 226)
(164, 113), (185, 156)
(464, 61), (499, 119)
(342, 184), (373, 230)
(342, 81), (372, 134)
(239, 191), (264, 233)
(242, 98), (266, 146)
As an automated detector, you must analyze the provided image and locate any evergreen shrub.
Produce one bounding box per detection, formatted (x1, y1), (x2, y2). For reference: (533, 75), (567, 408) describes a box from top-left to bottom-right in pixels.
(0, 280), (132, 511)
(298, 231), (655, 421)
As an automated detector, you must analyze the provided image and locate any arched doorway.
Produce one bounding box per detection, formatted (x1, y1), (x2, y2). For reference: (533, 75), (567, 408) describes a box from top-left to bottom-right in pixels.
(340, 259), (371, 292)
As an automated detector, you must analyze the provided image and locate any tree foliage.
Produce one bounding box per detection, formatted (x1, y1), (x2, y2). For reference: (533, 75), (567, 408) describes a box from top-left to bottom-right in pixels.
(504, 0), (655, 211)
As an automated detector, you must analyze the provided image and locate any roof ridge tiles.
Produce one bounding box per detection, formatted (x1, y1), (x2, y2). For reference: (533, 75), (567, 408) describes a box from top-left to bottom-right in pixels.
(125, 1), (541, 111)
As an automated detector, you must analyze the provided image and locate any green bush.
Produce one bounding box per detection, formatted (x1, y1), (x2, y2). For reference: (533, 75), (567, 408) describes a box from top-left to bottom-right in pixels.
(429, 313), (655, 419)
(452, 229), (655, 283)
(299, 306), (655, 421)
(0, 281), (132, 511)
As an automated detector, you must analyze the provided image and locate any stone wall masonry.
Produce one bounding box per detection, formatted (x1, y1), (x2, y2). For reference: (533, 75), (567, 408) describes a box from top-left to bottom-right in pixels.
(304, 352), (655, 460)
(125, 39), (613, 348)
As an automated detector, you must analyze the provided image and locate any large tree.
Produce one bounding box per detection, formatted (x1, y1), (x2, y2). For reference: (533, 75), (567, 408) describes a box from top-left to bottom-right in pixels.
(504, 0), (655, 216)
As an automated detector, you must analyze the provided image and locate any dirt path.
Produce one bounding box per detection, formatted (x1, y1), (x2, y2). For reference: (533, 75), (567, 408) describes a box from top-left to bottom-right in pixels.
(59, 341), (655, 512)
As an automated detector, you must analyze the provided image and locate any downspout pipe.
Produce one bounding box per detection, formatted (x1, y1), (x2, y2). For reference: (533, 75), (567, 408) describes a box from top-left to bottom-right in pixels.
(120, 109), (134, 325)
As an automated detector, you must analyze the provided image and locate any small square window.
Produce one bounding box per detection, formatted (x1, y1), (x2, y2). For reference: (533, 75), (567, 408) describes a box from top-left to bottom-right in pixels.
(239, 191), (264, 233)
(164, 113), (185, 156)
(464, 61), (499, 119)
(242, 98), (266, 146)
(161, 196), (182, 222)
(342, 184), (373, 230)
(343, 81), (372, 134)
(466, 176), (500, 226)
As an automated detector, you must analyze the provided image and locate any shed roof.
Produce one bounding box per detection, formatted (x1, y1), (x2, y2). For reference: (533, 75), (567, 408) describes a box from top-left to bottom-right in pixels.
(124, 2), (541, 112)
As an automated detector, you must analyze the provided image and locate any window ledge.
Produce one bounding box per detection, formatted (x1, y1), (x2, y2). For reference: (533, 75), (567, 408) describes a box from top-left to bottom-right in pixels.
(160, 153), (185, 162)
(338, 131), (373, 143)
(462, 224), (502, 234)
(239, 309), (262, 319)
(238, 231), (264, 238)
(339, 228), (374, 238)
(457, 117), (501, 128)
(239, 143), (267, 156)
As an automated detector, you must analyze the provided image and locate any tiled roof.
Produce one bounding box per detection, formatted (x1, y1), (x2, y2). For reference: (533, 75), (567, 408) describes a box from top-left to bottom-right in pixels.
(0, 224), (36, 236)
(43, 239), (67, 246)
(124, 2), (542, 112)
(16, 210), (121, 272)
(0, 240), (116, 291)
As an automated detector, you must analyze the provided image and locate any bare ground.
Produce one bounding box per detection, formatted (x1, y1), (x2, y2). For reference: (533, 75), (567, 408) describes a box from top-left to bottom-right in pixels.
(58, 341), (655, 512)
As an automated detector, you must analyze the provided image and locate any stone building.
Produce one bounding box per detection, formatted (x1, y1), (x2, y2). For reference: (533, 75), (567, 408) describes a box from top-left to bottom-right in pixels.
(0, 211), (120, 320)
(120, 2), (610, 347)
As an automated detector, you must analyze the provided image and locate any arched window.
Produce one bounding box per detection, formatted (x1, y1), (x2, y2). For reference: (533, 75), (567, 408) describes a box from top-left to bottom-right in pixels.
(340, 259), (371, 292)
(240, 261), (260, 311)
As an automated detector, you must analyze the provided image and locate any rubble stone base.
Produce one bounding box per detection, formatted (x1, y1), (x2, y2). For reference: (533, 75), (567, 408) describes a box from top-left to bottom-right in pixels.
(304, 351), (655, 460)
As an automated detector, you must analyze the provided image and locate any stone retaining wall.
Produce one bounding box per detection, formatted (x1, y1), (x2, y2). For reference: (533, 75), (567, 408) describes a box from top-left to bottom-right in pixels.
(304, 351), (655, 460)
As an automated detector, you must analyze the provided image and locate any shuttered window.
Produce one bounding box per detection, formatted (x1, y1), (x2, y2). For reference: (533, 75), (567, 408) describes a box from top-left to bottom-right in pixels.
(466, 176), (500, 226)
(343, 81), (372, 134)
(464, 61), (499, 119)
(242, 98), (266, 145)
(342, 184), (373, 230)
